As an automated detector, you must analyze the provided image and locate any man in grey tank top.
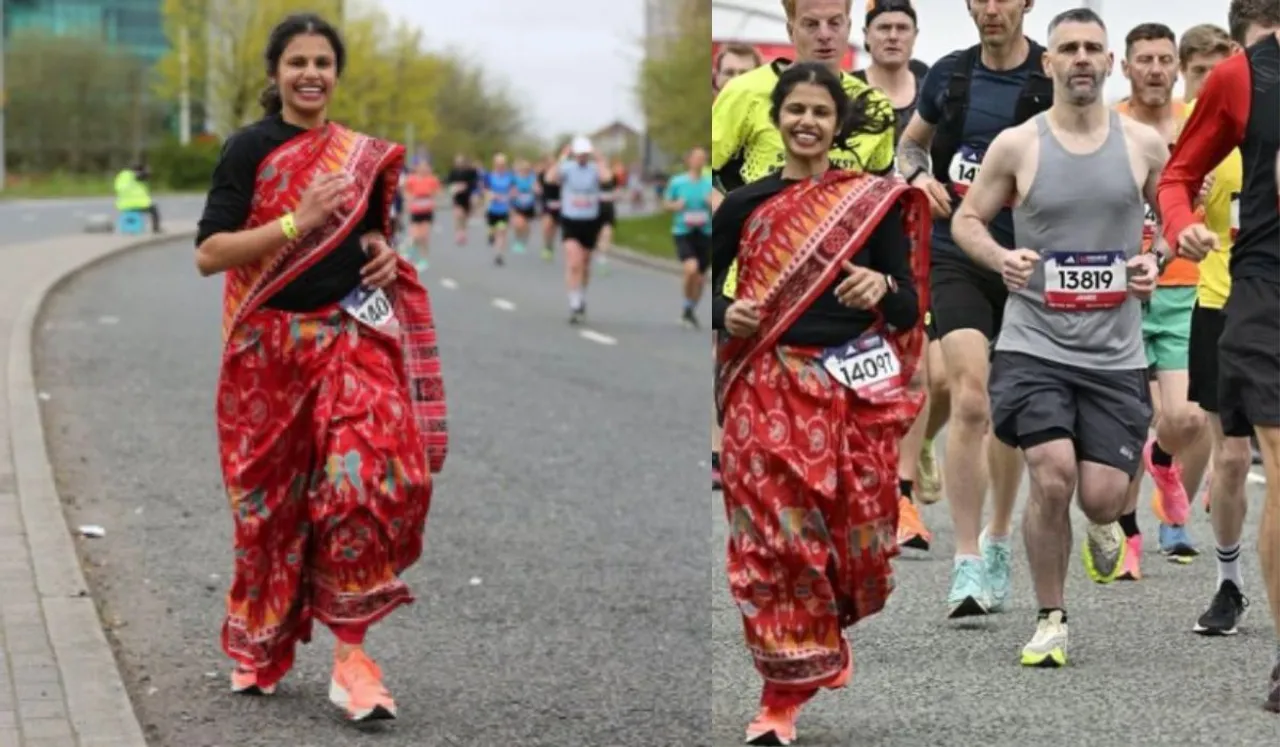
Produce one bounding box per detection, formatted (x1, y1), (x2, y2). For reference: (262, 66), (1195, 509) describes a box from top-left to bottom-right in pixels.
(950, 7), (1169, 670)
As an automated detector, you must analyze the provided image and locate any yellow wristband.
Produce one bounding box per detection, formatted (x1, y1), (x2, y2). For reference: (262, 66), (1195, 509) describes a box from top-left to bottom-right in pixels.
(280, 213), (299, 240)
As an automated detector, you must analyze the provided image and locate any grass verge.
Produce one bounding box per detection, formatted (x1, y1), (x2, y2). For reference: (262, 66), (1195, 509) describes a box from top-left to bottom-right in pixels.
(612, 213), (676, 261)
(0, 173), (199, 200)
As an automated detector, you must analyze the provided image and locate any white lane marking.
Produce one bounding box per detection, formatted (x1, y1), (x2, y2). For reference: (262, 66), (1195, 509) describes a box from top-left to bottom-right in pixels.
(98, 316), (120, 325)
(579, 330), (617, 346)
(440, 278), (458, 289)
(21, 213), (35, 222)
(1247, 470), (1265, 485)
(492, 298), (516, 311)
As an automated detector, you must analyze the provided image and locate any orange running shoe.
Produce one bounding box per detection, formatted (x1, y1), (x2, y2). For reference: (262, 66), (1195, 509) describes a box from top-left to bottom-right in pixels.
(230, 666), (276, 696)
(897, 496), (931, 551)
(745, 704), (800, 745)
(329, 650), (397, 722)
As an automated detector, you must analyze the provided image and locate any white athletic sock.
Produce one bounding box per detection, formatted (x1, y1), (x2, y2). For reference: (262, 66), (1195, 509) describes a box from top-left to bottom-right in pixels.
(569, 290), (584, 310)
(1216, 543), (1242, 589)
(984, 531), (1012, 546)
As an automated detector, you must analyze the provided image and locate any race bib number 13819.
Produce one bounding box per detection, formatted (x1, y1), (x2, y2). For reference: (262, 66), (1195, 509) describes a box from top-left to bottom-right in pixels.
(1043, 251), (1128, 311)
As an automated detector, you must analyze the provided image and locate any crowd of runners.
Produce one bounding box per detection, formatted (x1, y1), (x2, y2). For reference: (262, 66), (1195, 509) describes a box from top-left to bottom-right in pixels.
(711, 0), (1280, 744)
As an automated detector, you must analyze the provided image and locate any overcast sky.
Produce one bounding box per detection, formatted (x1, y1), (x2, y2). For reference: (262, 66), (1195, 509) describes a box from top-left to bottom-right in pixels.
(378, 0), (646, 138)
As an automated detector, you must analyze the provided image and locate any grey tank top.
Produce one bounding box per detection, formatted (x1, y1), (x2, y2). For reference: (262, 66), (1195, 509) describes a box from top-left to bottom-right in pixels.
(997, 112), (1147, 370)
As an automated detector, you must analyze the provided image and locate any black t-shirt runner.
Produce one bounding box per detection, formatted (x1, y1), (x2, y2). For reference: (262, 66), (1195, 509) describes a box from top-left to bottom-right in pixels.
(446, 167), (480, 200)
(538, 170), (561, 207)
(196, 114), (383, 312)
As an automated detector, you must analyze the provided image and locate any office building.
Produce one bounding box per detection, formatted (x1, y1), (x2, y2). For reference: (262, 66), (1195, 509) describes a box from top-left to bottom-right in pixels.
(4, 0), (169, 64)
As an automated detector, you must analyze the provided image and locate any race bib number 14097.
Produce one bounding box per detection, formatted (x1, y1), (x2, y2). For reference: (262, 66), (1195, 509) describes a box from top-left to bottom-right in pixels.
(820, 333), (903, 401)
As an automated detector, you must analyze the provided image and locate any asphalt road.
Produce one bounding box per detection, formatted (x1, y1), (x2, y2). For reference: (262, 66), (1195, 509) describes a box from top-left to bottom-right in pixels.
(0, 194), (206, 246)
(713, 457), (1278, 744)
(35, 213), (710, 746)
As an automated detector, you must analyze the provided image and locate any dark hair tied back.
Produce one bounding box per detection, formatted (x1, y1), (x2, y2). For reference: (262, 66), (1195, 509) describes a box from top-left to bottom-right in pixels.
(259, 12), (347, 115)
(260, 82), (283, 115)
(768, 62), (894, 167)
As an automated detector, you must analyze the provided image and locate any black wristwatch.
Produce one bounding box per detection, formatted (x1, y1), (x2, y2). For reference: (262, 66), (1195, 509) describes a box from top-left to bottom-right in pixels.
(904, 167), (928, 186)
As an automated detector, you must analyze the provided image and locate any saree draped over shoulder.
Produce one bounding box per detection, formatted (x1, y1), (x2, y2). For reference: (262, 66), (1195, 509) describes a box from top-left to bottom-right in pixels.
(715, 171), (930, 696)
(216, 123), (448, 685)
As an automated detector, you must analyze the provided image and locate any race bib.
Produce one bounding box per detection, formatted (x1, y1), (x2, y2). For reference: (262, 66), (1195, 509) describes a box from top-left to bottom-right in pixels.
(684, 210), (708, 227)
(409, 197), (434, 213)
(570, 195), (598, 211)
(515, 193), (535, 208)
(819, 333), (904, 402)
(948, 145), (984, 197)
(340, 286), (398, 331)
(1043, 251), (1128, 311)
(1229, 191), (1240, 241)
(546, 199), (562, 209)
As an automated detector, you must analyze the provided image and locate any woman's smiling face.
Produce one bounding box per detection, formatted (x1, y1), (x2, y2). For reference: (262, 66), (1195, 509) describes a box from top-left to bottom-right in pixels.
(778, 81), (839, 158)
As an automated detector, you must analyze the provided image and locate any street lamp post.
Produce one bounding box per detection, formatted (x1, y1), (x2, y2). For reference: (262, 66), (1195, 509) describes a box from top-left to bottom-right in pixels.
(1, 0), (7, 192)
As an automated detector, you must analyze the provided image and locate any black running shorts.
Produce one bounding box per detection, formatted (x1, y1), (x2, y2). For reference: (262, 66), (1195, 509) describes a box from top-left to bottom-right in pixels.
(675, 232), (711, 274)
(486, 211), (509, 229)
(989, 351), (1152, 477)
(409, 211), (433, 224)
(561, 217), (602, 250)
(930, 251), (1008, 341)
(452, 192), (471, 212)
(599, 201), (616, 227)
(1218, 277), (1280, 437)
(1187, 303), (1225, 413)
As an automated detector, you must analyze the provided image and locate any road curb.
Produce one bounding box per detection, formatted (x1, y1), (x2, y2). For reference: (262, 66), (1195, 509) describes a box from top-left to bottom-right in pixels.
(7, 229), (195, 747)
(608, 245), (682, 275)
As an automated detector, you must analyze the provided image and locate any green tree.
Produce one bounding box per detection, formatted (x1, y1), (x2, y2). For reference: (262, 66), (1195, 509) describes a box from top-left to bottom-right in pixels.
(5, 32), (160, 173)
(637, 0), (711, 157)
(426, 53), (537, 163)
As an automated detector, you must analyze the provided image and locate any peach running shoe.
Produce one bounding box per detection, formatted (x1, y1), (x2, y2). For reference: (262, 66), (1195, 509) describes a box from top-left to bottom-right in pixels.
(329, 650), (397, 722)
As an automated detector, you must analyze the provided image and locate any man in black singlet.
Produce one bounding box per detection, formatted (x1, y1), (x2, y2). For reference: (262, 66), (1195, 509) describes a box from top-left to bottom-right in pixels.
(537, 155), (562, 261)
(446, 154), (480, 246)
(853, 0), (929, 141)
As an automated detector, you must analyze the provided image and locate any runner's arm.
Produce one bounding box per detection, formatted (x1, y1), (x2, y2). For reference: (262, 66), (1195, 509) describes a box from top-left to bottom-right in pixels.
(710, 82), (747, 175)
(1157, 54), (1249, 250)
(710, 192), (746, 331)
(867, 203), (918, 330)
(951, 128), (1021, 274)
(895, 115), (934, 179)
(662, 179), (682, 211)
(1138, 125), (1173, 255)
(194, 136), (295, 276)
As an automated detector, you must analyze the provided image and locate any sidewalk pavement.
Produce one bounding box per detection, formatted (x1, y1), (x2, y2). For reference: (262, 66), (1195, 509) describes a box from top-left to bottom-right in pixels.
(1, 225), (195, 747)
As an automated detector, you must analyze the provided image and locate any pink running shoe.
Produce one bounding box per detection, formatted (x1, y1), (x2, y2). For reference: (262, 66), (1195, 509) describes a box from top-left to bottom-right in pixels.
(1144, 438), (1190, 526)
(1118, 534), (1142, 581)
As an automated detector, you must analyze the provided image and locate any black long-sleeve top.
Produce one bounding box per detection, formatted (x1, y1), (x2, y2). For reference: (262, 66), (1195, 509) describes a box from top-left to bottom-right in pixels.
(711, 174), (918, 347)
(196, 114), (384, 312)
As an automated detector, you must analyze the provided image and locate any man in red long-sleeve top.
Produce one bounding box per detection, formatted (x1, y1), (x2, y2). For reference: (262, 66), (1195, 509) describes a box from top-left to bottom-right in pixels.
(1156, 0), (1280, 714)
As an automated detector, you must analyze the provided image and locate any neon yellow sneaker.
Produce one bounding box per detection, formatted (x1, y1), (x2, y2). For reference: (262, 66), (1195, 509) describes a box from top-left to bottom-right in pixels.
(1020, 610), (1068, 668)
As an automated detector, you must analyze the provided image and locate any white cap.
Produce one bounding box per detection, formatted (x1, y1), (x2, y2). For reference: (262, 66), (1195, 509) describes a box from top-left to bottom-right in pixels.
(570, 135), (594, 155)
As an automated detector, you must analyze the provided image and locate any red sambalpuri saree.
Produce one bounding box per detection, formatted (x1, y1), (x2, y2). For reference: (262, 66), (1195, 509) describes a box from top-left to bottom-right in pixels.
(715, 170), (930, 702)
(216, 123), (448, 685)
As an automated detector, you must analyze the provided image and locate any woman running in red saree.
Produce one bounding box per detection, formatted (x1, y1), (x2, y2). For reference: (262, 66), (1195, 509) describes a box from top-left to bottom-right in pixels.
(712, 62), (930, 745)
(193, 14), (445, 723)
